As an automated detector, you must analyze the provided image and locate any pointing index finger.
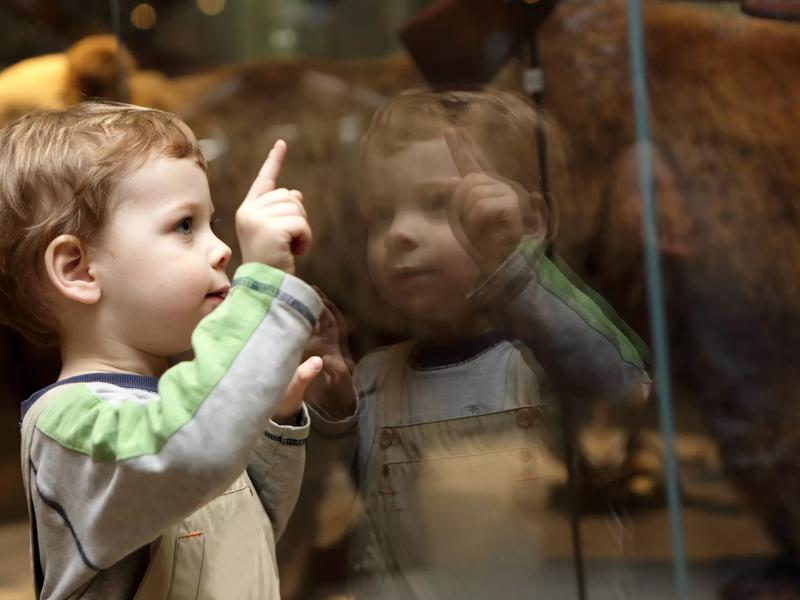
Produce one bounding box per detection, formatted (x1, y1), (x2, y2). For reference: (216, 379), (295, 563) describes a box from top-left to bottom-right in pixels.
(246, 139), (287, 201)
(444, 127), (493, 177)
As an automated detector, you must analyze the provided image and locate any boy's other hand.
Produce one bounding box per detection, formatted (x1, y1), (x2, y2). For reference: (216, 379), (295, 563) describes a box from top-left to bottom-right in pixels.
(304, 288), (356, 420)
(444, 128), (547, 273)
(236, 140), (312, 273)
(273, 356), (323, 425)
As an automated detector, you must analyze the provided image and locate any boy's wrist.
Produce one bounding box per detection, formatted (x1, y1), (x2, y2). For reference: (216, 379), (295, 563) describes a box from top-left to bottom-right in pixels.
(308, 397), (360, 431)
(232, 261), (287, 288)
(306, 376), (357, 421)
(271, 409), (303, 426)
(266, 404), (310, 440)
(232, 263), (323, 318)
(310, 393), (357, 421)
(468, 246), (536, 312)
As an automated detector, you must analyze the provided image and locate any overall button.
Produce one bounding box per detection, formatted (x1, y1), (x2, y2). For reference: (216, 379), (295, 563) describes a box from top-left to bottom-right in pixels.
(516, 408), (535, 428)
(519, 449), (533, 463)
(380, 428), (395, 448)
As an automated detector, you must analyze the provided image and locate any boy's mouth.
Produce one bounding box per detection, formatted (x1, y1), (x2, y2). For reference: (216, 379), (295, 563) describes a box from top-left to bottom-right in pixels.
(393, 266), (435, 279)
(205, 284), (230, 301)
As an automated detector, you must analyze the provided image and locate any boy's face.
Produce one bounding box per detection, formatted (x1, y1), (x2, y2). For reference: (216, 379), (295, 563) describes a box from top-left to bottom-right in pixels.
(362, 138), (482, 325)
(91, 157), (232, 357)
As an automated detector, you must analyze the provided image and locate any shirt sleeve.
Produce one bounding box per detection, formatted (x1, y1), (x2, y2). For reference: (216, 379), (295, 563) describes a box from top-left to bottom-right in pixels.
(28, 262), (322, 570)
(469, 239), (651, 406)
(247, 404), (311, 541)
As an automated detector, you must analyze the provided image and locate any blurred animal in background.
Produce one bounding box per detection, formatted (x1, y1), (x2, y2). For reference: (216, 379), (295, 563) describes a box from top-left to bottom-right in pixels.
(0, 33), (232, 124)
(1, 35), (138, 120)
(542, 0), (800, 560)
(538, 1), (800, 594)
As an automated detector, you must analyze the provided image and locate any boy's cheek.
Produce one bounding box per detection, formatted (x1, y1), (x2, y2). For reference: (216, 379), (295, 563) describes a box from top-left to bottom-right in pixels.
(366, 242), (386, 280)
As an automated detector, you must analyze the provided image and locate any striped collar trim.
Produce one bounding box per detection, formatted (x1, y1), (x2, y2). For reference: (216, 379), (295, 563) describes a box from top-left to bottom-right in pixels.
(21, 372), (159, 425)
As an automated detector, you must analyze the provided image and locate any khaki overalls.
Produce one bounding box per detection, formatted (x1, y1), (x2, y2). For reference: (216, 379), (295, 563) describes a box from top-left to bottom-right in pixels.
(21, 385), (281, 600)
(350, 342), (563, 599)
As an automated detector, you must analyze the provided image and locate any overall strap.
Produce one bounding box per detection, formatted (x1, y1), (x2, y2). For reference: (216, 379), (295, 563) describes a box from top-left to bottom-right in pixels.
(20, 384), (77, 599)
(376, 342), (416, 428)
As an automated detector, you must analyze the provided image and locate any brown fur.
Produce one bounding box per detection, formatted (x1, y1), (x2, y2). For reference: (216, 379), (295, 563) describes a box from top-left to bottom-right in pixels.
(540, 0), (800, 563)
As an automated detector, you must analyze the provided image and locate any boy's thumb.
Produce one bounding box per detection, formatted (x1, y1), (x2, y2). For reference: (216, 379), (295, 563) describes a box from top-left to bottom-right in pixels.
(273, 356), (323, 423)
(287, 356), (323, 395)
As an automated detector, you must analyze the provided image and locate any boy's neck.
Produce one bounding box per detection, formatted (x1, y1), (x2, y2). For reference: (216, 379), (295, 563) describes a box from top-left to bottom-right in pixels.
(58, 334), (170, 380)
(411, 329), (503, 369)
(413, 314), (493, 346)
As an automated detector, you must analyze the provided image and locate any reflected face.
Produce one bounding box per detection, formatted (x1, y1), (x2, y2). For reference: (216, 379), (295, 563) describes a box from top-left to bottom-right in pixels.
(91, 157), (232, 357)
(362, 138), (482, 324)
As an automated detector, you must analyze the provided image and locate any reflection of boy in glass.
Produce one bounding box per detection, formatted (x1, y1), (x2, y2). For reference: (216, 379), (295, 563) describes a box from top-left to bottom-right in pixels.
(303, 89), (651, 598)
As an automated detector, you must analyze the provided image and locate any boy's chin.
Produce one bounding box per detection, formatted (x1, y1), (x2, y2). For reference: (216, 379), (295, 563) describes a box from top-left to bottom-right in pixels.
(156, 334), (194, 362)
(394, 301), (451, 322)
(168, 347), (195, 364)
(398, 302), (476, 327)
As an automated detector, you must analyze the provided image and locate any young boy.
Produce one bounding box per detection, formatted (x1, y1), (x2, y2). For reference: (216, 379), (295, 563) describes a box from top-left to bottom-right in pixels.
(0, 101), (324, 598)
(300, 89), (652, 598)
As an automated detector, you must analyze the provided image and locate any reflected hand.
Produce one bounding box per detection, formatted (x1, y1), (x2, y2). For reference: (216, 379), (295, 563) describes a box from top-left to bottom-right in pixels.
(304, 287), (356, 419)
(444, 128), (547, 273)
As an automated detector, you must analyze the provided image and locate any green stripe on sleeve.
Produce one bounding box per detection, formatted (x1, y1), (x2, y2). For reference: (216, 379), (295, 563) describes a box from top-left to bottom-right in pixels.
(519, 238), (651, 375)
(36, 263), (286, 462)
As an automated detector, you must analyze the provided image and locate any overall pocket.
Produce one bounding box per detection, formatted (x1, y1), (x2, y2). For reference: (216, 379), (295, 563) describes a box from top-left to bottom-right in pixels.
(378, 444), (546, 572)
(167, 531), (205, 600)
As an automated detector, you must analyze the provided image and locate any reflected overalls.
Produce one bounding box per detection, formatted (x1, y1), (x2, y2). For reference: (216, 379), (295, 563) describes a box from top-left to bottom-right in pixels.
(350, 338), (564, 599)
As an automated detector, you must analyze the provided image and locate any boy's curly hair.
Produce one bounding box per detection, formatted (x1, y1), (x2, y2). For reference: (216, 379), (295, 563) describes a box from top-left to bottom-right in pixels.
(361, 87), (570, 197)
(0, 101), (206, 344)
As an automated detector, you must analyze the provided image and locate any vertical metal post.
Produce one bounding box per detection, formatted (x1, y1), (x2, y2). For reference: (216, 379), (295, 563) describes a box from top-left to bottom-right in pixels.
(625, 1), (689, 598)
(110, 0), (129, 102)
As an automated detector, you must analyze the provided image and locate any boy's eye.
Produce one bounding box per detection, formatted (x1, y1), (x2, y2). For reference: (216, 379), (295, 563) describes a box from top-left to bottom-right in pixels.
(364, 205), (393, 227)
(175, 217), (193, 235)
(421, 193), (447, 214)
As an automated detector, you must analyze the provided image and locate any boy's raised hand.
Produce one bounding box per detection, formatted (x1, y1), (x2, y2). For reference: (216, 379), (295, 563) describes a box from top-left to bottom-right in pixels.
(444, 128), (547, 274)
(236, 140), (312, 274)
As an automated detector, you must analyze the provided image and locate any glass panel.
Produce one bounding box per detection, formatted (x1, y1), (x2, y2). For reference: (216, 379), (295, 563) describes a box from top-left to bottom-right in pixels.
(2, 1), (796, 599)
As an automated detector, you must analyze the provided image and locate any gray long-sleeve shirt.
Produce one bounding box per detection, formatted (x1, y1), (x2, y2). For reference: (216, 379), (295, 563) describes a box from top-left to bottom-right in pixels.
(20, 262), (322, 599)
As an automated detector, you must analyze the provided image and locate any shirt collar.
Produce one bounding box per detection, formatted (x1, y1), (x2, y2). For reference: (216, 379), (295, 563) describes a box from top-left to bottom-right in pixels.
(20, 372), (159, 425)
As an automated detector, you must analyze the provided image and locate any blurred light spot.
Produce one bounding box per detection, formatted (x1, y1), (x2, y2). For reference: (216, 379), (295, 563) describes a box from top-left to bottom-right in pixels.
(303, 71), (347, 96)
(352, 86), (386, 109)
(196, 0), (225, 16)
(130, 3), (157, 30)
(338, 115), (361, 145)
(266, 124), (300, 143)
(198, 138), (227, 162)
(269, 28), (298, 50)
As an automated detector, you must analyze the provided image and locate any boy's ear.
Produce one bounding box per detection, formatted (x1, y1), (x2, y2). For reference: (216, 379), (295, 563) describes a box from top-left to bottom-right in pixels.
(545, 192), (559, 242)
(44, 235), (101, 305)
(527, 191), (558, 242)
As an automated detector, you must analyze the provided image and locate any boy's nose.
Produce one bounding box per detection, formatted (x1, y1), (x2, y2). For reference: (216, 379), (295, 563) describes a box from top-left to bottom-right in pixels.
(386, 211), (422, 253)
(211, 239), (232, 270)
